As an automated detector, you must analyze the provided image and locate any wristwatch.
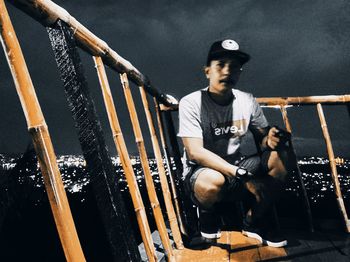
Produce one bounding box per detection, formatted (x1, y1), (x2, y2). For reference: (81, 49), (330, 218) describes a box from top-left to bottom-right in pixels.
(236, 167), (248, 177)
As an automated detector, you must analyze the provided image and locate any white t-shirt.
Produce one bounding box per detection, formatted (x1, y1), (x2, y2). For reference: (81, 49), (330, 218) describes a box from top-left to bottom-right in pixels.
(178, 87), (269, 177)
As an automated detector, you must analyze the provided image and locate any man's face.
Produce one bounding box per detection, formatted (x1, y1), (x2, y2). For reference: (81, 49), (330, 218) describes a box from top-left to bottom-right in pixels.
(205, 57), (242, 91)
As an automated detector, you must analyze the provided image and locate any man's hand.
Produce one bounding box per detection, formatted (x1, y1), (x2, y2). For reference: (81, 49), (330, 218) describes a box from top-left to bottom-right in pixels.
(182, 137), (238, 177)
(266, 126), (291, 150)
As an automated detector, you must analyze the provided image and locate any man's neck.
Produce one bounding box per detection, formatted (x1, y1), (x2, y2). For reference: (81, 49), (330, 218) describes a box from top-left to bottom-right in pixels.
(207, 87), (234, 105)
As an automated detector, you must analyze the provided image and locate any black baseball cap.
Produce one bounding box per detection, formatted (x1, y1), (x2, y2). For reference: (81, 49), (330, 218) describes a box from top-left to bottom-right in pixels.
(207, 39), (250, 66)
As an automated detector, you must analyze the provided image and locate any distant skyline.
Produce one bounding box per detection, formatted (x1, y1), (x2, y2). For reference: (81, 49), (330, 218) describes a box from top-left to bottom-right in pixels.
(0, 0), (349, 157)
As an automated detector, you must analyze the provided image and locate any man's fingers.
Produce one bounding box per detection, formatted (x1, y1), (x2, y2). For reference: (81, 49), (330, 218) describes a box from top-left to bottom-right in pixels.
(269, 126), (280, 137)
(268, 140), (278, 149)
(267, 127), (281, 149)
(267, 126), (292, 150)
(269, 135), (280, 143)
(267, 136), (278, 149)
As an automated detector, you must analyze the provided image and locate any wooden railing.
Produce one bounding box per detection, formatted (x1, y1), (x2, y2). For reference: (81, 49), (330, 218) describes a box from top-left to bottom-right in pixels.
(0, 1), (86, 261)
(161, 95), (350, 234)
(1, 0), (180, 261)
(1, 1), (350, 262)
(6, 0), (178, 109)
(257, 96), (350, 233)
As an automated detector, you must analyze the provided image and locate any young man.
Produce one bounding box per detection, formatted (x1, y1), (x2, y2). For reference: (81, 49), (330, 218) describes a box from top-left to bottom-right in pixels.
(178, 39), (294, 247)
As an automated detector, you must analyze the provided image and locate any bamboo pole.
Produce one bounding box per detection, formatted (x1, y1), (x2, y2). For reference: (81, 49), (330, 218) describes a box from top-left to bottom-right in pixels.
(7, 2), (350, 111)
(316, 104), (350, 232)
(0, 1), (85, 261)
(280, 106), (292, 132)
(7, 0), (177, 108)
(139, 86), (184, 249)
(279, 106), (314, 232)
(93, 57), (157, 262)
(154, 98), (187, 236)
(162, 111), (184, 179)
(119, 73), (174, 261)
(257, 95), (350, 106)
(159, 94), (350, 111)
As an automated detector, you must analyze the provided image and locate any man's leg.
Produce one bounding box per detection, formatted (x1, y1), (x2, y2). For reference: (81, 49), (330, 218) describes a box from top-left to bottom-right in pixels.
(191, 168), (226, 239)
(193, 169), (226, 209)
(241, 148), (295, 247)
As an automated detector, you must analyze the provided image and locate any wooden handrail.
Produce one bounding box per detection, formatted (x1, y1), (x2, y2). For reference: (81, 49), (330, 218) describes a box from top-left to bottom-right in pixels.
(7, 0), (178, 108)
(160, 94), (350, 112)
(257, 95), (350, 106)
(8, 2), (349, 109)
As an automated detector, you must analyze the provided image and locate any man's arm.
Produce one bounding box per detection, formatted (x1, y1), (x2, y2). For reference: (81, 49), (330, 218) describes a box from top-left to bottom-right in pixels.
(182, 137), (238, 177)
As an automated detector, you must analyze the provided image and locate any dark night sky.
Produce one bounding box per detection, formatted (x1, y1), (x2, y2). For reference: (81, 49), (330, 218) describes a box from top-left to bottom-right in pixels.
(0, 0), (349, 157)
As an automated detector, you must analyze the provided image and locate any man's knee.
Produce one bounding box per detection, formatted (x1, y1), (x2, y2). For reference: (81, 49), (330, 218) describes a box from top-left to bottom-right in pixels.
(193, 169), (226, 208)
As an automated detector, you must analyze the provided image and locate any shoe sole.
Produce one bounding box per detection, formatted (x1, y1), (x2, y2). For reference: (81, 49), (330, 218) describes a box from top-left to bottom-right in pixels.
(242, 230), (263, 244)
(201, 231), (222, 239)
(197, 207), (222, 240)
(265, 239), (288, 248)
(242, 230), (287, 248)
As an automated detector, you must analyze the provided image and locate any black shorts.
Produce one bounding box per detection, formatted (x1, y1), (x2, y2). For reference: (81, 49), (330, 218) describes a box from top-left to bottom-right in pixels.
(183, 151), (271, 206)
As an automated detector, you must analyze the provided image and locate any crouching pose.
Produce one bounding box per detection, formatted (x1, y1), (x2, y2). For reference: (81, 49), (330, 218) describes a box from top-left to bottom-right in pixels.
(178, 39), (295, 248)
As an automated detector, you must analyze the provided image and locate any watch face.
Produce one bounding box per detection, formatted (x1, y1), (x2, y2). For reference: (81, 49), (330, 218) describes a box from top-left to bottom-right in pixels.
(237, 168), (248, 176)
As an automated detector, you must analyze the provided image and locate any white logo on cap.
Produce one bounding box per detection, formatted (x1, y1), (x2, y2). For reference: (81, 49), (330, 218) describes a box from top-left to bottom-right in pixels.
(222, 40), (239, 50)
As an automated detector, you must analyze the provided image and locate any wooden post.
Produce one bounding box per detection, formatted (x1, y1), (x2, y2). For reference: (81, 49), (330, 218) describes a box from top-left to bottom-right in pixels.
(0, 1), (85, 261)
(162, 110), (183, 175)
(120, 73), (174, 261)
(154, 98), (187, 236)
(280, 106), (292, 132)
(316, 104), (350, 232)
(161, 109), (199, 238)
(280, 106), (314, 232)
(139, 86), (184, 249)
(47, 20), (141, 261)
(93, 56), (157, 262)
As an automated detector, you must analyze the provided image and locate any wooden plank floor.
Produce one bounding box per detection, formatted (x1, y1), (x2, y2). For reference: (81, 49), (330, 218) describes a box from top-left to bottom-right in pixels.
(173, 230), (350, 261)
(278, 229), (350, 262)
(173, 232), (230, 261)
(174, 231), (286, 262)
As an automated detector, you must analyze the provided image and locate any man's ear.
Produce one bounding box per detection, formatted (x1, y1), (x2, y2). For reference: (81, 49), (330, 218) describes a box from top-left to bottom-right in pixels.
(204, 66), (210, 79)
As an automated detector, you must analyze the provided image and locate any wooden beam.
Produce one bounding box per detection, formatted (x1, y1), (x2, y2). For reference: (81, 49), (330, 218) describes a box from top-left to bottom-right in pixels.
(154, 98), (188, 236)
(93, 56), (157, 262)
(0, 1), (85, 261)
(317, 104), (350, 233)
(257, 95), (350, 106)
(6, 0), (178, 108)
(139, 86), (184, 249)
(120, 73), (175, 261)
